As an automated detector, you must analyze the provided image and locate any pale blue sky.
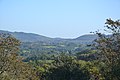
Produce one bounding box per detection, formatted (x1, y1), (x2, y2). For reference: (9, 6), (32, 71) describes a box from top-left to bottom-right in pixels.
(0, 0), (120, 38)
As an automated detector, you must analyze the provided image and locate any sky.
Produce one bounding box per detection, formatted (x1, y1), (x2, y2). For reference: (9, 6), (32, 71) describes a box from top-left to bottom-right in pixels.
(0, 0), (120, 38)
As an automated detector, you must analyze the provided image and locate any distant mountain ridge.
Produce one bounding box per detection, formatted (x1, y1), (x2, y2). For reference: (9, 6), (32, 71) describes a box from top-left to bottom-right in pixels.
(0, 30), (53, 42)
(0, 30), (99, 56)
(0, 30), (97, 43)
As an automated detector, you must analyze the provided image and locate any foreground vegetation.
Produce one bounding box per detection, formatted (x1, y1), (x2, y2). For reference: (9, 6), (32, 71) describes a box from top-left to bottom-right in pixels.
(0, 19), (120, 80)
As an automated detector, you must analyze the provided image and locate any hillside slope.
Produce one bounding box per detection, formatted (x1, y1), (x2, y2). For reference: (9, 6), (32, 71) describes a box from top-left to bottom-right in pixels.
(0, 30), (97, 43)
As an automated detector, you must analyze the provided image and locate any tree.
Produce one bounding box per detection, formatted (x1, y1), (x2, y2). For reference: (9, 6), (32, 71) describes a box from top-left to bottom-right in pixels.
(0, 34), (38, 80)
(43, 54), (91, 80)
(93, 18), (120, 80)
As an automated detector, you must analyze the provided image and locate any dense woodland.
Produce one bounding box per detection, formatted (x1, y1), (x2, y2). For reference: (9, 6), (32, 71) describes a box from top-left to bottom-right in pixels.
(0, 19), (120, 80)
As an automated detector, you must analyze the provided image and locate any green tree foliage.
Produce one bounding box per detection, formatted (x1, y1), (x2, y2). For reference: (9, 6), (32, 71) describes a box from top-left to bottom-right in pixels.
(0, 34), (38, 80)
(76, 49), (97, 61)
(93, 19), (120, 80)
(43, 54), (91, 80)
(33, 54), (104, 80)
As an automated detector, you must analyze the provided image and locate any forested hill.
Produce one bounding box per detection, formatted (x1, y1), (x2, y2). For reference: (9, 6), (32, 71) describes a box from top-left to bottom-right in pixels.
(0, 30), (97, 44)
(0, 30), (52, 42)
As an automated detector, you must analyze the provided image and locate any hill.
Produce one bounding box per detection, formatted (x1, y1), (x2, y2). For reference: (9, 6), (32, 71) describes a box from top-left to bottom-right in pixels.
(0, 30), (97, 43)
(0, 30), (52, 42)
(0, 30), (98, 57)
